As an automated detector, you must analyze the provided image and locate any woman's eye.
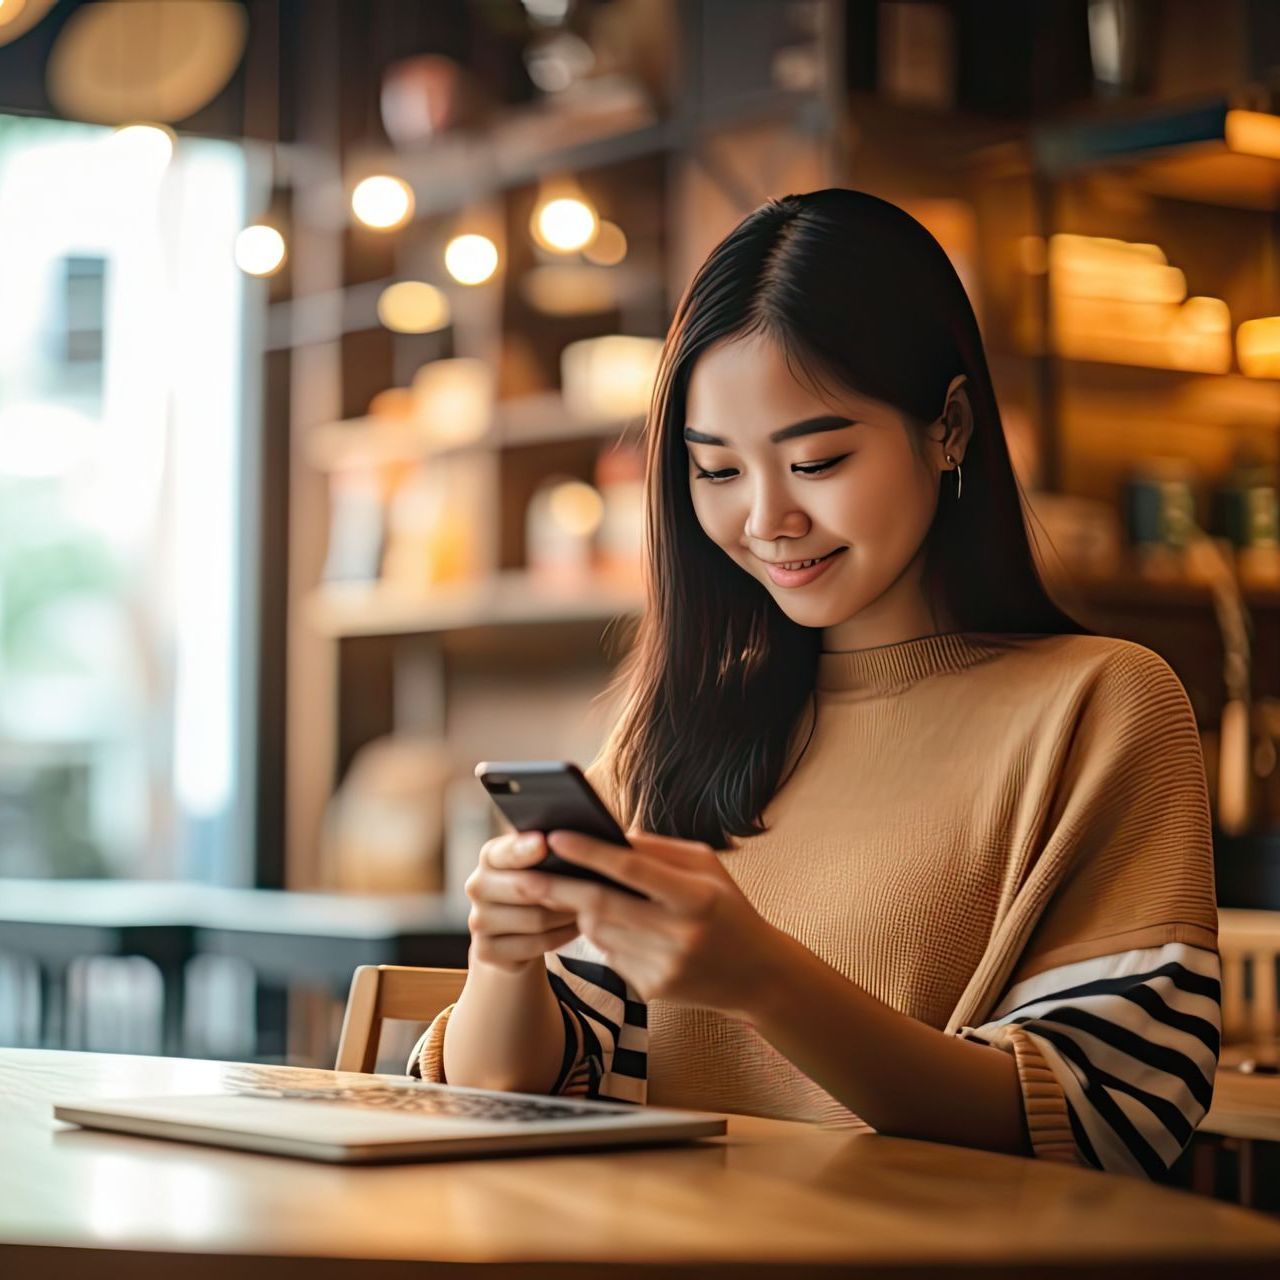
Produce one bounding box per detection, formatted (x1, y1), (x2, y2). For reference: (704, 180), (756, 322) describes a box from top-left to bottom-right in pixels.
(792, 456), (847, 475)
(693, 455), (848, 484)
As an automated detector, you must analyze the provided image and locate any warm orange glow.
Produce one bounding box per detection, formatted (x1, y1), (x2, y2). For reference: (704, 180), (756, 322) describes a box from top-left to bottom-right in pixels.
(548, 480), (604, 538)
(377, 281), (450, 332)
(1225, 109), (1280, 161)
(1237, 317), (1280, 378)
(47, 0), (246, 123)
(443, 234), (498, 285)
(1043, 233), (1231, 372)
(583, 219), (627, 266)
(1018, 235), (1047, 275)
(531, 196), (598, 253)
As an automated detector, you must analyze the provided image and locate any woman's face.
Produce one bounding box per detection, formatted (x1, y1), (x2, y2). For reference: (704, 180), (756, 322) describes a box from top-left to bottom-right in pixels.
(684, 332), (963, 649)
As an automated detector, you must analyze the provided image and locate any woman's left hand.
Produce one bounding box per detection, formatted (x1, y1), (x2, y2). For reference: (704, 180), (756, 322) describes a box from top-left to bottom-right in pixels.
(517, 827), (784, 1018)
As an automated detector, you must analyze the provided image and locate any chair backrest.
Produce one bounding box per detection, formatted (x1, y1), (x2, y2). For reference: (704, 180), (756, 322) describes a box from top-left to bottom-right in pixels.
(335, 964), (467, 1074)
(1217, 909), (1279, 1048)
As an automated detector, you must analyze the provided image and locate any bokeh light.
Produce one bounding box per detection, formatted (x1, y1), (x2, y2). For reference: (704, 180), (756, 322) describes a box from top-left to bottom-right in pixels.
(234, 224), (286, 276)
(444, 233), (499, 285)
(376, 281), (451, 333)
(531, 196), (597, 253)
(351, 175), (414, 230)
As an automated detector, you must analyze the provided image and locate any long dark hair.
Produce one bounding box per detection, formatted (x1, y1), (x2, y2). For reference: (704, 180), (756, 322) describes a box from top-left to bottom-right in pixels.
(594, 188), (1093, 850)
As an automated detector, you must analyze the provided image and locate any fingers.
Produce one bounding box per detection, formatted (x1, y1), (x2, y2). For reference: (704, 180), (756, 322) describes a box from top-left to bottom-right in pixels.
(469, 833), (556, 906)
(467, 901), (577, 936)
(481, 831), (547, 870)
(544, 830), (698, 908)
(624, 830), (717, 867)
(470, 922), (579, 970)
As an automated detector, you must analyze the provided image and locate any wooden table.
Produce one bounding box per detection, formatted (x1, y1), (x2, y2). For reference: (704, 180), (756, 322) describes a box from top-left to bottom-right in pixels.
(5, 1050), (1280, 1278)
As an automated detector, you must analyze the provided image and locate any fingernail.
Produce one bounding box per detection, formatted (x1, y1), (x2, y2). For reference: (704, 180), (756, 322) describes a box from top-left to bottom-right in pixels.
(517, 833), (542, 855)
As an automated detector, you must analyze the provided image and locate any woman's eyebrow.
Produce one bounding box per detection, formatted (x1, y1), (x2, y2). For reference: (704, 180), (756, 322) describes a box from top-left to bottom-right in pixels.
(682, 415), (857, 446)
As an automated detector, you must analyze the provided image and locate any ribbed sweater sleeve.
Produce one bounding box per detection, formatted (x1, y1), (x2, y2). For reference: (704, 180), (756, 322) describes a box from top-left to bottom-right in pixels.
(953, 643), (1220, 1176)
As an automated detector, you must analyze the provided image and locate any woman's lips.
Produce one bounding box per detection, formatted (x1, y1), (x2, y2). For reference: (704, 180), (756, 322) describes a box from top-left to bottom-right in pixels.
(760, 546), (847, 588)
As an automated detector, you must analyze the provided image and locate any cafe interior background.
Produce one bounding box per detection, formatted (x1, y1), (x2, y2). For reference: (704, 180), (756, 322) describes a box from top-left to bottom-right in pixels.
(0, 0), (1278, 1195)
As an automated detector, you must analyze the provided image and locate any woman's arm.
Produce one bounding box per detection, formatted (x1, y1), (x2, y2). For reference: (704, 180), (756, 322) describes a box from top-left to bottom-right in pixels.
(438, 953), (569, 1094)
(530, 828), (1031, 1153)
(744, 924), (1031, 1155)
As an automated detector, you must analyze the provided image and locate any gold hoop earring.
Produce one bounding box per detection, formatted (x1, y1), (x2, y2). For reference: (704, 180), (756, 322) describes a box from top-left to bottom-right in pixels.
(946, 453), (962, 500)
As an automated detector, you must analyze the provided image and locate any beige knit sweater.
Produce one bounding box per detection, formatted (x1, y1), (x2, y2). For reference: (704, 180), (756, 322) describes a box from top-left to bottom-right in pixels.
(410, 632), (1221, 1177)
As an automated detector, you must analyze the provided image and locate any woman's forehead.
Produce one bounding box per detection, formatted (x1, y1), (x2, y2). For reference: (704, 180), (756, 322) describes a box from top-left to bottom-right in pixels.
(687, 340), (888, 433)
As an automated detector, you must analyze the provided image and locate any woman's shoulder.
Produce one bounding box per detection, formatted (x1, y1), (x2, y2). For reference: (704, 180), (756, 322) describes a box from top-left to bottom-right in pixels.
(981, 630), (1184, 690)
(983, 632), (1197, 745)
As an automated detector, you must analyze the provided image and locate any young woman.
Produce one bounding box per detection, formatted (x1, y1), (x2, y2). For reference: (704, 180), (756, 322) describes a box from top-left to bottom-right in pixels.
(409, 188), (1221, 1181)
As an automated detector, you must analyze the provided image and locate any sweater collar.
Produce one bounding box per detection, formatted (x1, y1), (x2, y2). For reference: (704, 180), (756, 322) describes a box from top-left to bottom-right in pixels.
(816, 630), (1004, 694)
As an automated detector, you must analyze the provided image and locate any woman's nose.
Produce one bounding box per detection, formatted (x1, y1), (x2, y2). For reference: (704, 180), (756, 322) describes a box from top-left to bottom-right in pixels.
(743, 479), (808, 543)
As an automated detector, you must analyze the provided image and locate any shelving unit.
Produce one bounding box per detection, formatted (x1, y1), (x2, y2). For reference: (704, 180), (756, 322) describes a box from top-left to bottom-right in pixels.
(1006, 91), (1280, 767)
(273, 2), (849, 891)
(273, 3), (1280, 896)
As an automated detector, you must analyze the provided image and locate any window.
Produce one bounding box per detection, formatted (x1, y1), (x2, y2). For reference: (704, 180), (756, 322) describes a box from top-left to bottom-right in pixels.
(0, 114), (259, 884)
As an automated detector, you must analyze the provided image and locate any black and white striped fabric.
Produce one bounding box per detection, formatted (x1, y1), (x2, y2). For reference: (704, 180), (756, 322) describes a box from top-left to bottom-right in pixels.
(544, 938), (648, 1104)
(541, 935), (1221, 1179)
(956, 941), (1222, 1178)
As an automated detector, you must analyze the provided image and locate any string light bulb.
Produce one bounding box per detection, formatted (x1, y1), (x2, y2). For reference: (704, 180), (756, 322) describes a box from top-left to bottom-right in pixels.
(444, 233), (499, 285)
(531, 195), (597, 253)
(234, 224), (287, 277)
(351, 175), (414, 230)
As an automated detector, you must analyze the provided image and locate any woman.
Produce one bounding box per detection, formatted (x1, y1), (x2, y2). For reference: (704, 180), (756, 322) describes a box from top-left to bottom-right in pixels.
(409, 188), (1221, 1181)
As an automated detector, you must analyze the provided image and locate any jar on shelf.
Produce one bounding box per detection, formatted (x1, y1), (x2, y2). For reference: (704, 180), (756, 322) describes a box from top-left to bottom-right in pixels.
(1121, 457), (1199, 580)
(525, 472), (604, 590)
(1212, 457), (1280, 589)
(593, 437), (645, 587)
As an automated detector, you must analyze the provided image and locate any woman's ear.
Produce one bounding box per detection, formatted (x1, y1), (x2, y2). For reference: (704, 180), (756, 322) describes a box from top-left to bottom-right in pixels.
(940, 374), (973, 462)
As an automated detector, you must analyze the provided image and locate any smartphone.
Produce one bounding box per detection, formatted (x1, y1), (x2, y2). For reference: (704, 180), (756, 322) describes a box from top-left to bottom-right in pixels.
(473, 760), (647, 899)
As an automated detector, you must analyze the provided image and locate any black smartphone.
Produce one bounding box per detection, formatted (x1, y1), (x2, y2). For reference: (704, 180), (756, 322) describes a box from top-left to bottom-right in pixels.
(473, 760), (647, 899)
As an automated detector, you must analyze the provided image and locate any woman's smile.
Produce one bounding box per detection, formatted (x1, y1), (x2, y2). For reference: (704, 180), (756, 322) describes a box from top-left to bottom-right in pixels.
(757, 545), (848, 587)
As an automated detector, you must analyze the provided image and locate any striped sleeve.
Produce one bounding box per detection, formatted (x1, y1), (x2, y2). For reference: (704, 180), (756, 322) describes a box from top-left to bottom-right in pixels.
(954, 941), (1222, 1179)
(544, 935), (649, 1104)
(404, 937), (650, 1103)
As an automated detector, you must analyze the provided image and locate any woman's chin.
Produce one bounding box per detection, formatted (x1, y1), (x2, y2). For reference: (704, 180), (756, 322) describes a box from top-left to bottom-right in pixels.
(772, 591), (867, 628)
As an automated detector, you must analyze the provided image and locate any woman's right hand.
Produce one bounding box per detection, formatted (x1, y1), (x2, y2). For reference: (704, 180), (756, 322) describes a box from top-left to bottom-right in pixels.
(464, 831), (580, 972)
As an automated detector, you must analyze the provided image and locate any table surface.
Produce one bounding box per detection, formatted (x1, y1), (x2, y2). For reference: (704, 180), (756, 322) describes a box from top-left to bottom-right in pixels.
(5, 1050), (1280, 1278)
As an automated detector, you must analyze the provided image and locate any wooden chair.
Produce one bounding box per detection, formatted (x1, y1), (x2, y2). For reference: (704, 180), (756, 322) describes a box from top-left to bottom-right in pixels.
(1193, 909), (1280, 1207)
(1218, 909), (1279, 1066)
(335, 964), (467, 1074)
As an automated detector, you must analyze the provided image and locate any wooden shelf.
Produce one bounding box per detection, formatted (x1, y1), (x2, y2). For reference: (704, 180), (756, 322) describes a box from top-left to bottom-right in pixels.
(307, 569), (645, 639)
(1032, 97), (1280, 210)
(306, 392), (645, 471)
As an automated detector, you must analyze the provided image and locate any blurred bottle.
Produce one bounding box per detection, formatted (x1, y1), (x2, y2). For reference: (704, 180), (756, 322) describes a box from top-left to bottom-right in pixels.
(1121, 457), (1198, 580)
(526, 473), (604, 591)
(593, 437), (645, 588)
(1211, 453), (1280, 590)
